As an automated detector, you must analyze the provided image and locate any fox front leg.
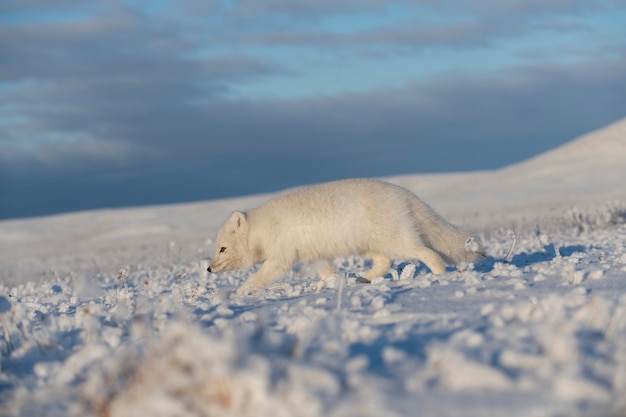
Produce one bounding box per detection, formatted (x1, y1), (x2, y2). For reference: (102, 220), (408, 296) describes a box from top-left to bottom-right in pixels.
(236, 260), (290, 296)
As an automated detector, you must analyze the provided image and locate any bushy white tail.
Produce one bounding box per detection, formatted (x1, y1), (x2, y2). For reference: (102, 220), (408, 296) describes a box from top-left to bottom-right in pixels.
(410, 200), (481, 265)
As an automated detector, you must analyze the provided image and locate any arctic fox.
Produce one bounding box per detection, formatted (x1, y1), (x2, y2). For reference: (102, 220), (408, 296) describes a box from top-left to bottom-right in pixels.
(208, 179), (482, 296)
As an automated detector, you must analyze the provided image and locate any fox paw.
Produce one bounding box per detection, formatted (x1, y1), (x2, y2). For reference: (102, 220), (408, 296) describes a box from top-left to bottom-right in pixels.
(235, 283), (255, 297)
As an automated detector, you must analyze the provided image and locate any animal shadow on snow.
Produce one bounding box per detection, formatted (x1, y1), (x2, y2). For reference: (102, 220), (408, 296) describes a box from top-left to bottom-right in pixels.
(475, 243), (587, 272)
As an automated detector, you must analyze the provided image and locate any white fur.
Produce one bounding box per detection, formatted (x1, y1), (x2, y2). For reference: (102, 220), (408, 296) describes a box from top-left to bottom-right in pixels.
(208, 179), (482, 296)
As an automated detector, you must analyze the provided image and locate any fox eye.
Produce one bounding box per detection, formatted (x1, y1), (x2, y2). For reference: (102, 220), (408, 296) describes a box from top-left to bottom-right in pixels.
(219, 246), (227, 253)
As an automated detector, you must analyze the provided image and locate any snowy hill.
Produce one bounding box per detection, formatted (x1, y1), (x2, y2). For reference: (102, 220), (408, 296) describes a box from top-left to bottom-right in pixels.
(509, 116), (626, 182)
(1, 118), (625, 417)
(493, 116), (626, 213)
(392, 116), (626, 228)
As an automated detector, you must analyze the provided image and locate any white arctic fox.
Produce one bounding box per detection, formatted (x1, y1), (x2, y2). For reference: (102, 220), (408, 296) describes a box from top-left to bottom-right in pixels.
(208, 179), (482, 296)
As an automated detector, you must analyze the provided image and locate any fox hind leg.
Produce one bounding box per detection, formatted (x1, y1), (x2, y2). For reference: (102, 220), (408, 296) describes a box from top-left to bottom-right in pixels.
(361, 252), (392, 282)
(317, 259), (335, 280)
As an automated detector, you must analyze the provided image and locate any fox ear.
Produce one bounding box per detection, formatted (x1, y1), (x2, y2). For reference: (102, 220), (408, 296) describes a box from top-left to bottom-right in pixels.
(227, 210), (248, 233)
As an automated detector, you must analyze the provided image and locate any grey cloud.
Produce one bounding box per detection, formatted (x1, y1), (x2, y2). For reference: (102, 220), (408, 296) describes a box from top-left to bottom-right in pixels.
(219, 0), (622, 19)
(2, 56), (626, 218)
(464, 0), (626, 15)
(1, 1), (625, 219)
(1, 13), (278, 85)
(250, 19), (520, 49)
(189, 1), (596, 53)
(0, 2), (288, 156)
(230, 0), (395, 18)
(0, 0), (79, 14)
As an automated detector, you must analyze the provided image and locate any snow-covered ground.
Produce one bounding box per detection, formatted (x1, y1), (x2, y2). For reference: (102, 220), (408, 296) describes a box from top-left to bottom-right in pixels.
(1, 118), (625, 416)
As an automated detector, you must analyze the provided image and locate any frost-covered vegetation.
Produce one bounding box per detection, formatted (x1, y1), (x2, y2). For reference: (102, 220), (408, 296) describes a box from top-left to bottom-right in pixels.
(1, 208), (625, 417)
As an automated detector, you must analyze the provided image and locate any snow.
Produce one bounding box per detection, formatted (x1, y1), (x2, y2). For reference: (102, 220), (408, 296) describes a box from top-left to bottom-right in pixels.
(1, 118), (626, 416)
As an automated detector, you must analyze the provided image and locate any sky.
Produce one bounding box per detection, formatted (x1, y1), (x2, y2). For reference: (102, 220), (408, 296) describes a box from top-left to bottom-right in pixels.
(1, 0), (626, 220)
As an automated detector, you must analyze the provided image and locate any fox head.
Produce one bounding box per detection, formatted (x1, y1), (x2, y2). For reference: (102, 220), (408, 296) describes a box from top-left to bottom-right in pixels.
(207, 211), (254, 273)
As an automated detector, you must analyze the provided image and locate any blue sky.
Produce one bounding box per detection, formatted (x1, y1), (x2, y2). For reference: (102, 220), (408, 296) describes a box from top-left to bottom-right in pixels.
(1, 0), (626, 219)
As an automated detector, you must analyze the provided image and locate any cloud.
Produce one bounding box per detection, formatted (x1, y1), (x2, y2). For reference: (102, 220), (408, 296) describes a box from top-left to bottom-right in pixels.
(204, 0), (622, 20)
(5, 53), (625, 173)
(246, 19), (523, 50)
(0, 2), (288, 161)
(1, 0), (625, 218)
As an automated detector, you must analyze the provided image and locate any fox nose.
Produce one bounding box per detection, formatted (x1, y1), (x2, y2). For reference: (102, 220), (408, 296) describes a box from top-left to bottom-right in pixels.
(207, 266), (212, 273)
